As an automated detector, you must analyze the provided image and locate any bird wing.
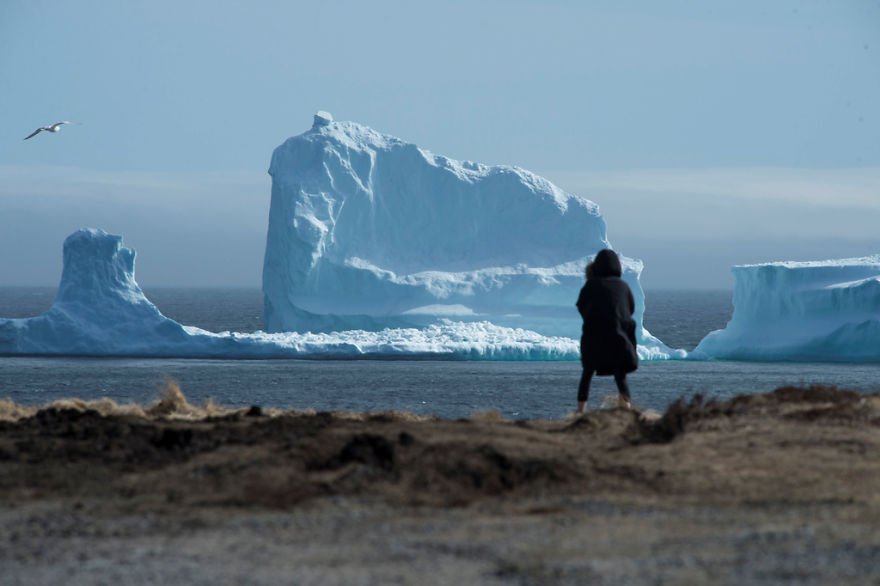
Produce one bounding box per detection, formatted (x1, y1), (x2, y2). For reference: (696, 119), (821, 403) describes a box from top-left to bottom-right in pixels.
(50, 121), (70, 130)
(23, 128), (44, 140)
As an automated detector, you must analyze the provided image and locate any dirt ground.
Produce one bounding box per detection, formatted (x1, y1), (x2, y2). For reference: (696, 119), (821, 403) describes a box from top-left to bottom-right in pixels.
(1, 385), (879, 585)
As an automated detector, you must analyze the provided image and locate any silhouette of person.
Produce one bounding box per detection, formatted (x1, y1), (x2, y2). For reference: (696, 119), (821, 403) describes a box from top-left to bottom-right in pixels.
(575, 249), (638, 413)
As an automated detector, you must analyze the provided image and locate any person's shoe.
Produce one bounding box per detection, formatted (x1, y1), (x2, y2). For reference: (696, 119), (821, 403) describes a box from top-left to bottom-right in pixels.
(618, 396), (632, 410)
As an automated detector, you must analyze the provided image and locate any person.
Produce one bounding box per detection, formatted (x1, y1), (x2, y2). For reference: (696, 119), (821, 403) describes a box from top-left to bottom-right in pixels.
(575, 249), (638, 413)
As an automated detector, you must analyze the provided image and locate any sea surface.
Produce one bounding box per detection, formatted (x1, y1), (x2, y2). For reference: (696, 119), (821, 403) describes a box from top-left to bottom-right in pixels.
(2, 287), (879, 418)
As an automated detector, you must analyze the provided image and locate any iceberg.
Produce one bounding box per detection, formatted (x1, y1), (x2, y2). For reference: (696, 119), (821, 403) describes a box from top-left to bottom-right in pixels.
(264, 112), (681, 359)
(0, 228), (582, 359)
(0, 114), (682, 361)
(695, 256), (880, 362)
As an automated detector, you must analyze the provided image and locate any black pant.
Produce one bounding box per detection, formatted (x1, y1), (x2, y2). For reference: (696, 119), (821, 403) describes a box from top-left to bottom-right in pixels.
(578, 369), (630, 403)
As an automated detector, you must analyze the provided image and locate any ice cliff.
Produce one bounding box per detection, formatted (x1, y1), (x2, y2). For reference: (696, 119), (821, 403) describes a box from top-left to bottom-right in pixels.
(695, 257), (880, 362)
(264, 112), (680, 359)
(0, 229), (583, 359)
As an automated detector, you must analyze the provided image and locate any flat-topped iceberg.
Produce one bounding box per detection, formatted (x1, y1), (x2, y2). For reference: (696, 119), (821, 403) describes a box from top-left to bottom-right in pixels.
(0, 229), (582, 359)
(264, 112), (681, 359)
(695, 256), (880, 362)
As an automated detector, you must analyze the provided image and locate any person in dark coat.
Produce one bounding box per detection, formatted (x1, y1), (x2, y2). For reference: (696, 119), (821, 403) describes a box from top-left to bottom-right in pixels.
(575, 249), (638, 413)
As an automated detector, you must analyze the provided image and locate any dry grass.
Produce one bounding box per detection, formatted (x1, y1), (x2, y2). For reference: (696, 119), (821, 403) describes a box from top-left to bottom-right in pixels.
(0, 378), (233, 422)
(0, 384), (878, 512)
(145, 378), (229, 420)
(0, 378), (438, 424)
(468, 410), (508, 423)
(0, 398), (36, 422)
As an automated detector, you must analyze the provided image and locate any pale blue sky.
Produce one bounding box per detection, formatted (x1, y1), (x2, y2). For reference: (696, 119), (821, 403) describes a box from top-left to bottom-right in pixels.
(1, 0), (878, 288)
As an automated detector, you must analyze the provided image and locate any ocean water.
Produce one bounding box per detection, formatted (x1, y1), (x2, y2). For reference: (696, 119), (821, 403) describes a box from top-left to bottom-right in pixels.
(2, 287), (878, 419)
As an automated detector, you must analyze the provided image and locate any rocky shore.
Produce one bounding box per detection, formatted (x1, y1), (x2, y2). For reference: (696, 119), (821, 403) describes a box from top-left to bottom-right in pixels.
(1, 385), (878, 585)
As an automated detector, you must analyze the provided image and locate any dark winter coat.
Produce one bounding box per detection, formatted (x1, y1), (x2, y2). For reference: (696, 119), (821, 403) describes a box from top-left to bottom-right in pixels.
(576, 249), (639, 376)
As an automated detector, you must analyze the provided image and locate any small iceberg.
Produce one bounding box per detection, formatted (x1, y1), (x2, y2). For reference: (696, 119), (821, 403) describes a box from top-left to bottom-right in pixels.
(695, 256), (880, 362)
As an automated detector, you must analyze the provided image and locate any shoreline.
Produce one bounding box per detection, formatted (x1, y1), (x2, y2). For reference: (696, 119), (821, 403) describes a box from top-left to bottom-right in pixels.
(2, 385), (879, 583)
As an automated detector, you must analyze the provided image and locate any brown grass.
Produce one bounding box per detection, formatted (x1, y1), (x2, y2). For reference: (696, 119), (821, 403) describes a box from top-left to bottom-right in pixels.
(0, 378), (232, 422)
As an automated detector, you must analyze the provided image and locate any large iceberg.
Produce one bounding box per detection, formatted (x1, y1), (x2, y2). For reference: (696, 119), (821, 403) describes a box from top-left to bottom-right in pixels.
(264, 112), (680, 359)
(0, 114), (682, 360)
(0, 229), (583, 359)
(695, 257), (880, 362)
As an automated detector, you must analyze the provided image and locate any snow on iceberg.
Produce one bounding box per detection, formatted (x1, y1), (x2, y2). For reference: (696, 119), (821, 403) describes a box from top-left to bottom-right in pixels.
(694, 256), (880, 362)
(264, 112), (682, 359)
(0, 229), (581, 359)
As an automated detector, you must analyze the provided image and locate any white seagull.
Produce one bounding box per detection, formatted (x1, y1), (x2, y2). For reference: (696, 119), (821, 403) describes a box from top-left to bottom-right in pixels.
(23, 121), (73, 140)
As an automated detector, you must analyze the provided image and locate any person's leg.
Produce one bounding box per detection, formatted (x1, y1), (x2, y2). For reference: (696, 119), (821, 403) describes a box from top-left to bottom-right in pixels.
(614, 372), (632, 409)
(577, 369), (594, 413)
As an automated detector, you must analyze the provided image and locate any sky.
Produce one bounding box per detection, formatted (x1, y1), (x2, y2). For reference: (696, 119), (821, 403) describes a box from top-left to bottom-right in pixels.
(1, 0), (878, 289)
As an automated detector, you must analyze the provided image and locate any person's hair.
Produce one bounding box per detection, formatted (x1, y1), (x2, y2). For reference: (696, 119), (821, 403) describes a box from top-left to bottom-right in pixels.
(591, 249), (623, 278)
(585, 262), (594, 280)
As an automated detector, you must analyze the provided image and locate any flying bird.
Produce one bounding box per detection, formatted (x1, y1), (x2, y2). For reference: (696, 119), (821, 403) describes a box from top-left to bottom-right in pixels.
(23, 121), (72, 140)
